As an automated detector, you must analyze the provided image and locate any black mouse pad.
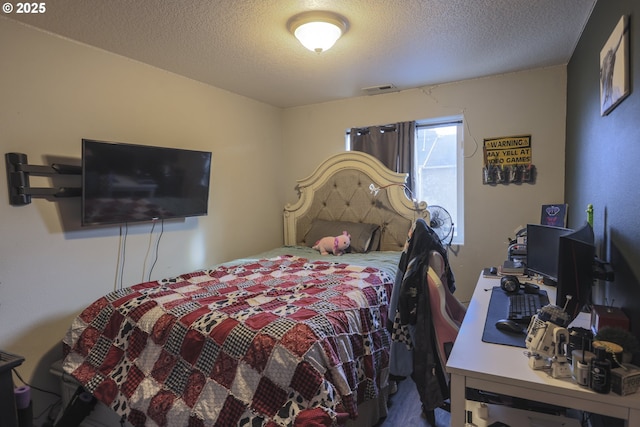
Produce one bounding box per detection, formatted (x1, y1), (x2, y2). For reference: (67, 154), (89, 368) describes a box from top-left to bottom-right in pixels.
(481, 286), (548, 348)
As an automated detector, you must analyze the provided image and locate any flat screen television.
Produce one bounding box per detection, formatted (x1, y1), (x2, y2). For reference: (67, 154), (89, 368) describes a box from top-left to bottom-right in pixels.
(556, 222), (596, 321)
(82, 139), (212, 226)
(525, 224), (573, 286)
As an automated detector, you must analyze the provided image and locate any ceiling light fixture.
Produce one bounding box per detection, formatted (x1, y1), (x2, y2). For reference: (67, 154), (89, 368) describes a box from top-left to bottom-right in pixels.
(287, 11), (349, 53)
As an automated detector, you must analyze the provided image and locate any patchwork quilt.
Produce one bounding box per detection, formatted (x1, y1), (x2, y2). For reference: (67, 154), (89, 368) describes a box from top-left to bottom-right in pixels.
(62, 255), (393, 427)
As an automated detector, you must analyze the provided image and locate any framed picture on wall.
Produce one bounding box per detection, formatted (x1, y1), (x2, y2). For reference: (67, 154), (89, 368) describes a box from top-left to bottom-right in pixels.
(600, 15), (630, 116)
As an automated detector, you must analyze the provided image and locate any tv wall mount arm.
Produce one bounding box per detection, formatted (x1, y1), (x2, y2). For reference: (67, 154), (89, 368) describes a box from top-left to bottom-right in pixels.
(5, 152), (81, 206)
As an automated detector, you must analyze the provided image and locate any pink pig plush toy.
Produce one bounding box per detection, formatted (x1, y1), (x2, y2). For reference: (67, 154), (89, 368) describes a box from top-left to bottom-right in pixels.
(312, 231), (351, 255)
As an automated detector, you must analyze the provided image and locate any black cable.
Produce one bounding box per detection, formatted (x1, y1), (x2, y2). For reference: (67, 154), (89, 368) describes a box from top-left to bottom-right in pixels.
(12, 368), (60, 398)
(143, 220), (158, 282)
(114, 224), (126, 291)
(119, 223), (128, 289)
(148, 219), (164, 281)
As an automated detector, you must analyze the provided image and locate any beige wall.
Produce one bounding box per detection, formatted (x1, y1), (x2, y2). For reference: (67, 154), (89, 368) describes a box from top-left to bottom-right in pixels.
(282, 67), (567, 304)
(0, 18), (283, 411)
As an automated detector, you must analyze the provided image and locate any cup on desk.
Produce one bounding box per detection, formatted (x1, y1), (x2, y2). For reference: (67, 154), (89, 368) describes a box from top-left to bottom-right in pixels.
(572, 349), (595, 386)
(567, 327), (593, 364)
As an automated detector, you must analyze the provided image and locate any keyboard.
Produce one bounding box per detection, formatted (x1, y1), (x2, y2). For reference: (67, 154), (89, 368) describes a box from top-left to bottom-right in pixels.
(507, 293), (549, 323)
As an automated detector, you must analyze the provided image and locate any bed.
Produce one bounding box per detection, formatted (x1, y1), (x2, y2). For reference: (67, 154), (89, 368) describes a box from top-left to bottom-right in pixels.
(59, 151), (429, 427)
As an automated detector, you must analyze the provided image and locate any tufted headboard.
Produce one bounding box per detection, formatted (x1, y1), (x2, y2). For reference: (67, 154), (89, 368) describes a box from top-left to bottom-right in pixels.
(283, 151), (429, 251)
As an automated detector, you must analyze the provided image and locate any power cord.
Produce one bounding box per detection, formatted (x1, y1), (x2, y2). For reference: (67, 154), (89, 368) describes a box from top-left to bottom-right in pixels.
(115, 223), (129, 291)
(147, 219), (164, 281)
(143, 220), (158, 282)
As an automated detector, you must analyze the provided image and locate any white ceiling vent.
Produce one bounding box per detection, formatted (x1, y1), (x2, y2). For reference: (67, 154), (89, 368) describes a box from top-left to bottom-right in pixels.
(361, 84), (398, 95)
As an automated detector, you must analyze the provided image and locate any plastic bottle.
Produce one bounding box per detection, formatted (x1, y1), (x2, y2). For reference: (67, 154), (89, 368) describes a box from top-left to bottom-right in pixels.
(589, 346), (611, 393)
(586, 204), (594, 228)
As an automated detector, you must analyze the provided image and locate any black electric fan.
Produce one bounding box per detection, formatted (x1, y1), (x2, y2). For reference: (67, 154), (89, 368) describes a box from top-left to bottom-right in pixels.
(427, 205), (454, 246)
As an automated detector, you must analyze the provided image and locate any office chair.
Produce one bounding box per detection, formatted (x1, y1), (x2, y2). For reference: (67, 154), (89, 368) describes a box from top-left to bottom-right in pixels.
(423, 250), (466, 426)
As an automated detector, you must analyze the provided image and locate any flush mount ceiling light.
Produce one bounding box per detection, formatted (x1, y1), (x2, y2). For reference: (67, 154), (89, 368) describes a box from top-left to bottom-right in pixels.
(287, 11), (349, 53)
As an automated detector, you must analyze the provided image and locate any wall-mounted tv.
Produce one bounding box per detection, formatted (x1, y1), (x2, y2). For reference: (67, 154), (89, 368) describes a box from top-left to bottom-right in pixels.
(82, 139), (212, 226)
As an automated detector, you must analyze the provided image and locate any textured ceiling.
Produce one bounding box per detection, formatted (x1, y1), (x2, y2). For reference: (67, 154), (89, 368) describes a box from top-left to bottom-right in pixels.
(5, 0), (596, 108)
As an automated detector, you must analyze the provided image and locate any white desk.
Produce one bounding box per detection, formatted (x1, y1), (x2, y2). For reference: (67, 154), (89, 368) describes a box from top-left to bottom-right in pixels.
(446, 274), (640, 426)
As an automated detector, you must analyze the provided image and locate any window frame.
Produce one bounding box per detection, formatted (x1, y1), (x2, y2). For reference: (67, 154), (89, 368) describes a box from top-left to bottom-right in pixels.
(415, 116), (464, 245)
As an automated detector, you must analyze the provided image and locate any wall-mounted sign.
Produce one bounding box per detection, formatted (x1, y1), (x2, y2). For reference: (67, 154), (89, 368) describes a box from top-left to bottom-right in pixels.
(482, 135), (536, 185)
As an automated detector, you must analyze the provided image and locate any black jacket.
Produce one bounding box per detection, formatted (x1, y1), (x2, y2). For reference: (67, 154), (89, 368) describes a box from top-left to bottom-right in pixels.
(398, 219), (455, 325)
(396, 218), (456, 411)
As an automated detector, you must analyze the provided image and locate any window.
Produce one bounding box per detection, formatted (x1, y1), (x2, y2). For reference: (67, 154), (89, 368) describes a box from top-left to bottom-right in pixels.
(415, 117), (464, 245)
(346, 115), (464, 244)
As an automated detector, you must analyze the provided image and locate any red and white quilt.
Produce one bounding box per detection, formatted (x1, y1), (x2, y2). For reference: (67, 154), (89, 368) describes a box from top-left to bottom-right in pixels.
(62, 255), (393, 427)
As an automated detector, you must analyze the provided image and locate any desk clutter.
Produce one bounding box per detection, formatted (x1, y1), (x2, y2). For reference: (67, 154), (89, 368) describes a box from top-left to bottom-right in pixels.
(523, 303), (639, 396)
(450, 270), (640, 426)
(476, 290), (639, 426)
(591, 304), (630, 331)
(482, 256), (638, 397)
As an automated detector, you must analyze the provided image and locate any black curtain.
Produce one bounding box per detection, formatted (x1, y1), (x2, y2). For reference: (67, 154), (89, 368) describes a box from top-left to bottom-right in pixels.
(350, 121), (416, 191)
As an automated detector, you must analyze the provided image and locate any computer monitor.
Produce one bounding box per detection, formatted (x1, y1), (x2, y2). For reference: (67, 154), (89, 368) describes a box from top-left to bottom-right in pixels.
(556, 223), (596, 321)
(526, 224), (573, 286)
